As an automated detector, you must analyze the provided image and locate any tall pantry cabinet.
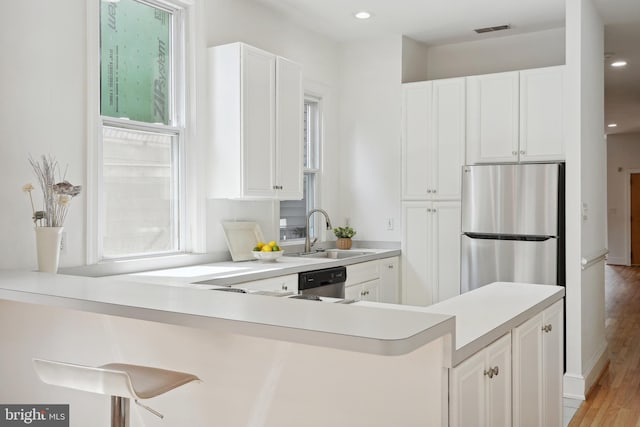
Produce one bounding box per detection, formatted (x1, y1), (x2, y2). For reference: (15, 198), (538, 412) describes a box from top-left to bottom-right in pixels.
(401, 78), (465, 306)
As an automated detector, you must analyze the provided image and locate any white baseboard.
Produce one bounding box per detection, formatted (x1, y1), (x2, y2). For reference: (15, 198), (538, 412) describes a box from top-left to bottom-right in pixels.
(563, 342), (609, 400)
(606, 257), (626, 266)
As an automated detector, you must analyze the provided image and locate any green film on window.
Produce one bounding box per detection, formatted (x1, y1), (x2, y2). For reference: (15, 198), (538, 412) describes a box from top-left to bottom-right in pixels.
(100, 0), (171, 124)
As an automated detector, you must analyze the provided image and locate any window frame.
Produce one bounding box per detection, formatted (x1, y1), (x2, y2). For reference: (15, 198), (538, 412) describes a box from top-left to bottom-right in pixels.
(87, 0), (197, 265)
(279, 93), (324, 244)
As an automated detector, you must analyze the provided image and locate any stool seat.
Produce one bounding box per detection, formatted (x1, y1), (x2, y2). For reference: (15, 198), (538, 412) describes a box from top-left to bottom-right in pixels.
(33, 359), (200, 400)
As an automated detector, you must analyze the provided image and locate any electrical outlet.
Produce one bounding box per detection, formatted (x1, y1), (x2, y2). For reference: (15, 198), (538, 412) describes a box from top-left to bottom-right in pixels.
(386, 218), (394, 230)
(60, 232), (67, 254)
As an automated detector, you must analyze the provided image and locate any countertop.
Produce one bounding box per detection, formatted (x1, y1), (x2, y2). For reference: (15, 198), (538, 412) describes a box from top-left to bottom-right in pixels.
(357, 282), (565, 366)
(0, 268), (452, 357)
(112, 248), (401, 287)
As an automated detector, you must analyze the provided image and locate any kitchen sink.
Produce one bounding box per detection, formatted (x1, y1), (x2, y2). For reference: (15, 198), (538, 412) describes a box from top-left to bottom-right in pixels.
(292, 250), (369, 259)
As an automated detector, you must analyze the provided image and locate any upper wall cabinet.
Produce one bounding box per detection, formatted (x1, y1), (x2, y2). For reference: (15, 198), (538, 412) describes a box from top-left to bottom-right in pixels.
(466, 66), (565, 164)
(208, 43), (303, 200)
(402, 77), (466, 200)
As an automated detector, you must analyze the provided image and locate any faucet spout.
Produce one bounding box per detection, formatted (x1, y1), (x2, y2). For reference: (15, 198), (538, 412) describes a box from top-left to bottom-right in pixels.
(304, 209), (333, 253)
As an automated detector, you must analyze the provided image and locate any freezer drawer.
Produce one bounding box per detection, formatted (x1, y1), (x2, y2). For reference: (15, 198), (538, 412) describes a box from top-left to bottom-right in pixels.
(460, 235), (558, 293)
(461, 163), (559, 236)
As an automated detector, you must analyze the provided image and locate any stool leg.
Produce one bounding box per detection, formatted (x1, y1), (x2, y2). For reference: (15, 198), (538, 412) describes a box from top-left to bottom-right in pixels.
(111, 396), (130, 427)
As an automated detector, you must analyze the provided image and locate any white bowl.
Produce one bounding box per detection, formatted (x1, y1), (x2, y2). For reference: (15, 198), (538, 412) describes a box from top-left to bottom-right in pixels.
(252, 250), (284, 262)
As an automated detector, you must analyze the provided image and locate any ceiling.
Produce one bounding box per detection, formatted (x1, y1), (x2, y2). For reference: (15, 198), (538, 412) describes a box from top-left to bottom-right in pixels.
(256, 0), (640, 135)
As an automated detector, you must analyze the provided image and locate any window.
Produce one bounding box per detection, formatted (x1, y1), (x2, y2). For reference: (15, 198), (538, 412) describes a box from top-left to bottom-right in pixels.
(280, 97), (321, 241)
(98, 0), (185, 259)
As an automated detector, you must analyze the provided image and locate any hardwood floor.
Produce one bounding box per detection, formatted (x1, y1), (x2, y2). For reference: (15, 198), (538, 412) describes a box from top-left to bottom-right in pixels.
(569, 265), (640, 426)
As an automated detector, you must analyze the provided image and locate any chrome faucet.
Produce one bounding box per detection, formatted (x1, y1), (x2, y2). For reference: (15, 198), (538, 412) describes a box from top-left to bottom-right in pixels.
(304, 209), (333, 253)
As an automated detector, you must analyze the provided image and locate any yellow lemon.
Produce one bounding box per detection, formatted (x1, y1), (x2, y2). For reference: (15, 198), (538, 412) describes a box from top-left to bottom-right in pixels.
(268, 240), (277, 247)
(261, 245), (273, 252)
(256, 242), (265, 249)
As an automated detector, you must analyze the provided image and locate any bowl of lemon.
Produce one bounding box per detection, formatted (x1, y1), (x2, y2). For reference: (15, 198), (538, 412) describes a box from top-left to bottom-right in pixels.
(252, 241), (284, 262)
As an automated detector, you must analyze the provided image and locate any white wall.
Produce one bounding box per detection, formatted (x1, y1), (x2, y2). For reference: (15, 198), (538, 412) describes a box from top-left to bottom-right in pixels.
(563, 0), (608, 400)
(337, 37), (403, 242)
(606, 132), (640, 265)
(401, 36), (430, 83)
(425, 27), (566, 79)
(0, 1), (87, 270)
(0, 0), (342, 269)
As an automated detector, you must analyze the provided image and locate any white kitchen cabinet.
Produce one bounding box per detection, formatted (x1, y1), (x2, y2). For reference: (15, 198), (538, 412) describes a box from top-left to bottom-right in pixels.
(466, 66), (565, 164)
(345, 278), (380, 302)
(402, 201), (461, 306)
(238, 274), (298, 293)
(519, 66), (565, 162)
(402, 78), (466, 200)
(378, 256), (399, 303)
(450, 333), (512, 427)
(345, 260), (379, 287)
(512, 299), (564, 427)
(466, 71), (520, 164)
(208, 42), (302, 200)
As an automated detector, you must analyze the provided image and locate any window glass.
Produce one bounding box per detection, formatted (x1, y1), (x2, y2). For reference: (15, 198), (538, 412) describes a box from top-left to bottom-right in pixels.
(100, 0), (172, 124)
(97, 0), (184, 260)
(102, 126), (179, 258)
(280, 98), (320, 241)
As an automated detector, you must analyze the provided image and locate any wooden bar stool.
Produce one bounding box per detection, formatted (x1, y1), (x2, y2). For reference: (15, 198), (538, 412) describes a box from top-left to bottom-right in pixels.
(33, 358), (200, 427)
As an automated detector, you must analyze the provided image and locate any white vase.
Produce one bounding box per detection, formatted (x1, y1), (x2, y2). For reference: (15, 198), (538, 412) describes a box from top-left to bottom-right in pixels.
(35, 227), (63, 273)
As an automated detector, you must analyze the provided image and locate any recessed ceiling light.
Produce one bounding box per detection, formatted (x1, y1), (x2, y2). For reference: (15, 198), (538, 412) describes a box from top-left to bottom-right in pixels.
(611, 61), (627, 68)
(608, 123), (618, 128)
(354, 11), (371, 20)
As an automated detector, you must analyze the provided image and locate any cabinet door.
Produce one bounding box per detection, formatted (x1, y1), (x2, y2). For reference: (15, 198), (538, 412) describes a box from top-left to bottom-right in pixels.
(431, 78), (466, 200)
(345, 260), (379, 287)
(242, 45), (276, 197)
(402, 202), (432, 305)
(344, 283), (363, 301)
(449, 348), (486, 427)
(275, 57), (303, 200)
(402, 82), (432, 200)
(241, 274), (298, 293)
(512, 311), (544, 427)
(542, 300), (564, 427)
(378, 257), (399, 304)
(485, 334), (512, 427)
(432, 201), (461, 303)
(466, 71), (519, 164)
(519, 66), (565, 162)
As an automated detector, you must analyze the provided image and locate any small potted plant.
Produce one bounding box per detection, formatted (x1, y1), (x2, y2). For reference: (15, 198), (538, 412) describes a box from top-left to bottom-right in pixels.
(333, 226), (356, 250)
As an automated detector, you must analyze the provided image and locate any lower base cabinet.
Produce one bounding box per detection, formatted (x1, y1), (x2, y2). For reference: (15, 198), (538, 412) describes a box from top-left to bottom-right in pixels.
(449, 299), (564, 427)
(449, 333), (512, 427)
(512, 299), (564, 427)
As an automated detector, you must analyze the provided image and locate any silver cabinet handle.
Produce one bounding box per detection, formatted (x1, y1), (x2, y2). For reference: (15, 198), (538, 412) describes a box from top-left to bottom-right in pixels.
(282, 285), (288, 291)
(542, 324), (553, 333)
(432, 189), (437, 193)
(427, 208), (432, 213)
(520, 150), (525, 155)
(512, 151), (518, 156)
(483, 367), (499, 378)
(387, 264), (394, 269)
(427, 189), (432, 193)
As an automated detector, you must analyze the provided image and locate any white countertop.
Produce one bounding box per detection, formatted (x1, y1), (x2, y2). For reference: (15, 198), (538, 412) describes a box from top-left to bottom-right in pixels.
(356, 282), (565, 366)
(112, 248), (401, 287)
(0, 269), (452, 357)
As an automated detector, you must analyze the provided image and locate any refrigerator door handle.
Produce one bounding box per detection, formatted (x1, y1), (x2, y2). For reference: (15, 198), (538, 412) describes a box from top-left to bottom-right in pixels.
(463, 233), (555, 242)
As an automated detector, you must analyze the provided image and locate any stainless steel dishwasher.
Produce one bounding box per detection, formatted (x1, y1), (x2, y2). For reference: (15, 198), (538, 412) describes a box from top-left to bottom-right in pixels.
(298, 266), (347, 298)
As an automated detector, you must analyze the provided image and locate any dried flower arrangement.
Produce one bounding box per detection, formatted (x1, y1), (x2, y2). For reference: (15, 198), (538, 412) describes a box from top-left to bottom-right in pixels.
(23, 155), (82, 227)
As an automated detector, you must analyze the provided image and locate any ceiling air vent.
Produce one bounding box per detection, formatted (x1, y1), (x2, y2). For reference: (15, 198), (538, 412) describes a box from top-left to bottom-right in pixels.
(474, 24), (511, 34)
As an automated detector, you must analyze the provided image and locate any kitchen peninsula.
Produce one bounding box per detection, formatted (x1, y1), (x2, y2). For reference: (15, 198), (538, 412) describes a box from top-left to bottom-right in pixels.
(0, 267), (563, 426)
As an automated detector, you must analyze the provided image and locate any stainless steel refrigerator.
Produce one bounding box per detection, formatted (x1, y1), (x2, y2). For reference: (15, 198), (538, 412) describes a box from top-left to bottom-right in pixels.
(460, 163), (565, 293)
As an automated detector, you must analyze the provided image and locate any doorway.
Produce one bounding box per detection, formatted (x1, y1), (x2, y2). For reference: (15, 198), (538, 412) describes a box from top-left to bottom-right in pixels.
(631, 173), (640, 265)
